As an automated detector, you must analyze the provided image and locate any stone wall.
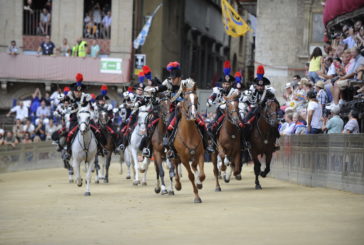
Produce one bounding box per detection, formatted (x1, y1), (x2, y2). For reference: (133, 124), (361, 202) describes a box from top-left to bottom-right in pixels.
(0, 0), (23, 53)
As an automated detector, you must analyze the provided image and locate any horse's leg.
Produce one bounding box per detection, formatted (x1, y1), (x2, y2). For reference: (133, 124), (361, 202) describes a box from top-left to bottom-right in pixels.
(252, 153), (262, 189)
(124, 150), (131, 179)
(73, 157), (82, 188)
(154, 155), (161, 194)
(167, 159), (175, 195)
(119, 152), (124, 175)
(156, 152), (167, 194)
(141, 157), (150, 186)
(182, 158), (202, 203)
(233, 152), (242, 181)
(173, 159), (182, 191)
(224, 156), (232, 183)
(261, 152), (272, 178)
(94, 156), (100, 184)
(211, 152), (221, 191)
(177, 163), (183, 178)
(84, 160), (94, 196)
(104, 152), (112, 183)
(131, 147), (140, 185)
(191, 159), (202, 190)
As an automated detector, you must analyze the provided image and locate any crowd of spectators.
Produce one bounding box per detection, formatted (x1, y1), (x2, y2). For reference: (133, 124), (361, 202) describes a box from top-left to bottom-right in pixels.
(83, 2), (112, 39)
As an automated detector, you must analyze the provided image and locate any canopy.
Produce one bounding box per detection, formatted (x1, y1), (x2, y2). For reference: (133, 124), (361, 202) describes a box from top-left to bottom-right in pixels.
(323, 0), (364, 26)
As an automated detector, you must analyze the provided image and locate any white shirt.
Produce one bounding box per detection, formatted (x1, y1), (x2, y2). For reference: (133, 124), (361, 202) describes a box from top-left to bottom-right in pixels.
(102, 15), (112, 27)
(327, 63), (336, 76)
(23, 123), (35, 133)
(307, 100), (322, 129)
(10, 105), (29, 120)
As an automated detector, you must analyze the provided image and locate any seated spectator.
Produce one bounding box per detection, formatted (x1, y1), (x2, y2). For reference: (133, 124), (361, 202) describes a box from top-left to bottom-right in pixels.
(36, 100), (50, 119)
(45, 119), (59, 140)
(90, 39), (100, 58)
(37, 35), (55, 56)
(342, 26), (357, 49)
(85, 17), (98, 38)
(7, 100), (29, 122)
(292, 112), (307, 135)
(34, 121), (46, 141)
(4, 131), (18, 147)
(22, 118), (35, 136)
(12, 119), (24, 142)
(308, 47), (323, 83)
(355, 26), (364, 49)
(292, 75), (301, 88)
(22, 132), (33, 144)
(279, 112), (295, 135)
(43, 93), (52, 107)
(57, 38), (70, 56)
(0, 128), (4, 145)
(322, 106), (344, 134)
(8, 40), (19, 56)
(306, 91), (323, 134)
(39, 8), (51, 35)
(101, 11), (112, 38)
(343, 110), (360, 134)
(318, 57), (336, 80)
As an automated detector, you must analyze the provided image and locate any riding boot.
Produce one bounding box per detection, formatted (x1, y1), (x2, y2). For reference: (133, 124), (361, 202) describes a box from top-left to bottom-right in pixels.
(241, 125), (252, 150)
(199, 125), (214, 153)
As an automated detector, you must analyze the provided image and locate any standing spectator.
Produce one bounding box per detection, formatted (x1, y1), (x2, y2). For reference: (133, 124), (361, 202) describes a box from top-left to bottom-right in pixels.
(0, 128), (4, 145)
(30, 88), (42, 119)
(23, 0), (34, 35)
(306, 91), (323, 134)
(343, 110), (360, 134)
(36, 100), (51, 119)
(4, 131), (18, 147)
(50, 88), (62, 107)
(22, 118), (35, 137)
(308, 47), (323, 83)
(12, 119), (24, 141)
(101, 11), (112, 38)
(90, 39), (100, 58)
(315, 80), (328, 112)
(22, 132), (33, 144)
(342, 26), (357, 49)
(57, 38), (70, 56)
(39, 8), (51, 35)
(34, 121), (46, 141)
(38, 35), (55, 56)
(93, 3), (102, 33)
(45, 119), (59, 140)
(323, 106), (344, 134)
(8, 40), (19, 56)
(7, 100), (29, 122)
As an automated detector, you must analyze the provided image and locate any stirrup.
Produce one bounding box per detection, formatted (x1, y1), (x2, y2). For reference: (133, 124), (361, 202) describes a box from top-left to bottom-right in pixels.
(62, 151), (71, 161)
(167, 149), (176, 159)
(142, 148), (151, 158)
(118, 144), (125, 151)
(162, 137), (169, 147)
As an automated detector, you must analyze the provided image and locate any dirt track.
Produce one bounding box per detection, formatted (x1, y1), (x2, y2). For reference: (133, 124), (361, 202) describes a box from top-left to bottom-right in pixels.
(0, 162), (364, 245)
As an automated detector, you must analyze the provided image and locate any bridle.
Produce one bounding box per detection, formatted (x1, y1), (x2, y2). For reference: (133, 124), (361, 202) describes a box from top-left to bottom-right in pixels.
(261, 99), (278, 127)
(181, 90), (198, 120)
(224, 98), (241, 127)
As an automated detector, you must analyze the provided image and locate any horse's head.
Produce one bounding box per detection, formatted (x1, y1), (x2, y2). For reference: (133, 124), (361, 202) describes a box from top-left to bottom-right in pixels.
(263, 99), (279, 127)
(118, 104), (128, 122)
(182, 79), (198, 121)
(99, 109), (109, 126)
(77, 105), (91, 134)
(224, 94), (241, 127)
(159, 94), (171, 122)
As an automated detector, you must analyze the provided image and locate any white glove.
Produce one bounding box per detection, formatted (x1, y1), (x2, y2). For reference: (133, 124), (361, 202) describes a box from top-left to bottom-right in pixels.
(206, 99), (213, 108)
(113, 108), (119, 113)
(123, 91), (129, 98)
(145, 87), (158, 93)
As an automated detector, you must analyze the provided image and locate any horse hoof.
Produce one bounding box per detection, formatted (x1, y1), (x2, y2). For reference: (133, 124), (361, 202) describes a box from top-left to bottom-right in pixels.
(255, 184), (262, 190)
(126, 176), (131, 180)
(154, 187), (161, 194)
(103, 179), (109, 183)
(235, 174), (242, 181)
(76, 179), (83, 187)
(84, 192), (91, 196)
(161, 189), (168, 195)
(260, 172), (267, 178)
(95, 180), (99, 184)
(215, 187), (221, 192)
(218, 175), (222, 180)
(139, 169), (146, 174)
(194, 197), (202, 203)
(69, 179), (74, 184)
(175, 184), (182, 191)
(142, 182), (147, 186)
(196, 183), (203, 190)
(223, 177), (230, 183)
(168, 191), (175, 196)
(133, 180), (140, 186)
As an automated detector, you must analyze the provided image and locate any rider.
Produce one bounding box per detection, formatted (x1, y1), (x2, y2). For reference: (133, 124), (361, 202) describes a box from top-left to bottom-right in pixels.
(240, 65), (280, 150)
(206, 61), (242, 137)
(145, 61), (214, 159)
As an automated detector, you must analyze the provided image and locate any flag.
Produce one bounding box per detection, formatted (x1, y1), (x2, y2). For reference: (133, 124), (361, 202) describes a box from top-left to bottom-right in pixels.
(133, 3), (162, 49)
(221, 0), (251, 37)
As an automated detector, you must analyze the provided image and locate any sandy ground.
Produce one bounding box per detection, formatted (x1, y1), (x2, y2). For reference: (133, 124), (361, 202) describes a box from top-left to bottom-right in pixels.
(0, 162), (364, 245)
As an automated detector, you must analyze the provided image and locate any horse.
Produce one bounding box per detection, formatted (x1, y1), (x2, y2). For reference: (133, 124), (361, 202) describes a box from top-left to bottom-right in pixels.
(211, 94), (242, 191)
(124, 105), (151, 185)
(172, 79), (205, 203)
(149, 95), (176, 195)
(94, 108), (116, 184)
(71, 104), (98, 196)
(243, 99), (279, 190)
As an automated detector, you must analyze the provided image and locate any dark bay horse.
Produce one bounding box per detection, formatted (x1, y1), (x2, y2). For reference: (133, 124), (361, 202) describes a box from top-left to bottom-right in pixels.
(150, 95), (176, 195)
(172, 79), (205, 203)
(245, 99), (279, 189)
(211, 94), (242, 191)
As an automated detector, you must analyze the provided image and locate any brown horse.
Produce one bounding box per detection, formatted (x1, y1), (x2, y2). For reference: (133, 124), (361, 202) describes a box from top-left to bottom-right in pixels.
(211, 95), (241, 191)
(244, 99), (279, 189)
(150, 95), (176, 195)
(172, 79), (205, 203)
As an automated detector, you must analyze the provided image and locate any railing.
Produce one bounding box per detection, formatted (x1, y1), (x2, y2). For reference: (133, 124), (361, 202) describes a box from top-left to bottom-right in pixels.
(23, 9), (52, 36)
(0, 53), (130, 84)
(271, 134), (364, 194)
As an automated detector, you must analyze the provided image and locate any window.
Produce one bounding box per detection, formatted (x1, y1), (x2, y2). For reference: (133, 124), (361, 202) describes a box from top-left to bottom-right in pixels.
(311, 13), (324, 43)
(23, 0), (52, 36)
(83, 0), (112, 39)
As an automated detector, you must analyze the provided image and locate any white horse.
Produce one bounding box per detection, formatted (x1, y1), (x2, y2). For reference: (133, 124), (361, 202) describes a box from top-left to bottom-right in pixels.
(124, 105), (151, 185)
(72, 105), (98, 196)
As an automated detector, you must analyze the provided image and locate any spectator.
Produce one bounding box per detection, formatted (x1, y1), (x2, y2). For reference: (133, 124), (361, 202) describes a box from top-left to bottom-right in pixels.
(283, 82), (294, 103)
(22, 132), (33, 144)
(308, 47), (323, 83)
(12, 119), (24, 141)
(342, 26), (357, 49)
(39, 8), (51, 35)
(93, 3), (102, 33)
(36, 100), (51, 119)
(8, 40), (19, 56)
(43, 93), (52, 106)
(90, 39), (100, 58)
(45, 119), (59, 140)
(4, 131), (18, 147)
(279, 112), (295, 135)
(343, 110), (360, 134)
(306, 91), (323, 134)
(50, 88), (63, 107)
(292, 112), (306, 135)
(22, 118), (35, 136)
(57, 38), (70, 56)
(101, 11), (112, 38)
(315, 80), (328, 111)
(355, 26), (364, 49)
(74, 38), (88, 58)
(7, 100), (29, 122)
(85, 17), (98, 38)
(293, 78), (307, 104)
(30, 88), (42, 119)
(34, 121), (46, 141)
(318, 57), (336, 80)
(0, 128), (4, 145)
(323, 106), (344, 134)
(292, 75), (301, 88)
(303, 79), (314, 95)
(38, 35), (55, 56)
(44, 0), (52, 13)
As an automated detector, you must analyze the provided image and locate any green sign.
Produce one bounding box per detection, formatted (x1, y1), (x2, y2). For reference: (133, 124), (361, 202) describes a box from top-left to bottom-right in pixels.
(100, 58), (122, 74)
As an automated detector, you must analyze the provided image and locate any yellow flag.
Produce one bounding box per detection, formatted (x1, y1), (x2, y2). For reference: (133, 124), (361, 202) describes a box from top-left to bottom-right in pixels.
(221, 0), (251, 37)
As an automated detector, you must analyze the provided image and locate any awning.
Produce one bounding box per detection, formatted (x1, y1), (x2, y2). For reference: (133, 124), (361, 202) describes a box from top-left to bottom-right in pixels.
(323, 0), (364, 26)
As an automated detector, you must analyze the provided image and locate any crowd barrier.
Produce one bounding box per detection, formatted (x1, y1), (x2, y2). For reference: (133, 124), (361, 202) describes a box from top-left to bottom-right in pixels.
(271, 134), (364, 194)
(0, 142), (63, 173)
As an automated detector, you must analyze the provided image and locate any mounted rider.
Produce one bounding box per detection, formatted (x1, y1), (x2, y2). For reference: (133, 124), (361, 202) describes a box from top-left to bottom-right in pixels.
(145, 61), (214, 159)
(207, 61), (242, 136)
(239, 65), (280, 150)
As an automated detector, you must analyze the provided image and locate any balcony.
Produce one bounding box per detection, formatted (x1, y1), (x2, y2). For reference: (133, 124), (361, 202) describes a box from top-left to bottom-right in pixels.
(0, 53), (130, 85)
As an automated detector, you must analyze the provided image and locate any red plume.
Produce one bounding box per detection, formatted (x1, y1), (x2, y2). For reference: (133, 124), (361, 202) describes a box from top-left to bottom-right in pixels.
(234, 72), (241, 78)
(63, 86), (70, 92)
(90, 93), (96, 99)
(75, 73), (83, 82)
(256, 65), (265, 75)
(142, 65), (151, 74)
(101, 84), (108, 91)
(127, 86), (133, 92)
(224, 61), (231, 69)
